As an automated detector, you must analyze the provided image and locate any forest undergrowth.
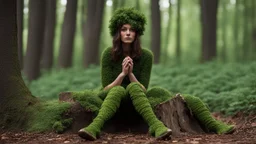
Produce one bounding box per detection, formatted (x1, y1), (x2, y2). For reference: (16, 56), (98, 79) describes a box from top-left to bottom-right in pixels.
(27, 61), (256, 117)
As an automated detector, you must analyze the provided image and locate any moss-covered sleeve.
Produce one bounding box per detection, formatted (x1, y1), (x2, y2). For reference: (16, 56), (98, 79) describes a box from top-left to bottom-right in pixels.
(101, 48), (114, 88)
(139, 49), (153, 89)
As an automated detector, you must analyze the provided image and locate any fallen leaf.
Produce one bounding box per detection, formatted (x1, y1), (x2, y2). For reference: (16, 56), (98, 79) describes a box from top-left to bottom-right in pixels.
(1, 136), (9, 140)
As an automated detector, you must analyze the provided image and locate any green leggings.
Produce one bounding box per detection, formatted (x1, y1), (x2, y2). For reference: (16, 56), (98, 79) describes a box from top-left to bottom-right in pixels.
(80, 84), (234, 140)
(81, 83), (170, 139)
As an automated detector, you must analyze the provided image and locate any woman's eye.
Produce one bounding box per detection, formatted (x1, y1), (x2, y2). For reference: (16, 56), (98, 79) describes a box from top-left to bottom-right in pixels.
(121, 28), (126, 31)
(130, 29), (135, 32)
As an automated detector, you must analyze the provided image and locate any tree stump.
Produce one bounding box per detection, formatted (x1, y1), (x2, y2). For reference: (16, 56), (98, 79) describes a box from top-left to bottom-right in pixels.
(154, 94), (205, 136)
(59, 92), (205, 136)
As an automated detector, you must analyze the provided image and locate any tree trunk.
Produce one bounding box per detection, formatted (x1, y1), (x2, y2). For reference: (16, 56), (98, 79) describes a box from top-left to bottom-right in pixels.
(249, 0), (255, 60)
(112, 0), (118, 14)
(119, 0), (125, 7)
(200, 0), (218, 62)
(41, 0), (57, 70)
(221, 1), (227, 62)
(252, 0), (256, 59)
(163, 0), (172, 65)
(17, 0), (23, 69)
(24, 0), (46, 81)
(83, 0), (105, 68)
(59, 93), (205, 135)
(176, 0), (181, 64)
(81, 0), (87, 37)
(58, 0), (78, 68)
(242, 0), (249, 61)
(0, 0), (36, 129)
(135, 0), (140, 11)
(151, 0), (161, 64)
(233, 0), (240, 61)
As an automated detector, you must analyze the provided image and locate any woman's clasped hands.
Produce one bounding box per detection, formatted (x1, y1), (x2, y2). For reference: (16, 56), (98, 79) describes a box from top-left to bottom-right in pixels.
(121, 56), (133, 76)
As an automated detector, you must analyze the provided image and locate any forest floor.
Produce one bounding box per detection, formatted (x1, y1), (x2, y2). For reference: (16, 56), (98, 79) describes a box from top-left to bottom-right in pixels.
(1, 113), (255, 144)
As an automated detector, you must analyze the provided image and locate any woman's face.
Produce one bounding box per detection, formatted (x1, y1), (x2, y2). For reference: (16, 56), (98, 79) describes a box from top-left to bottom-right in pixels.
(120, 24), (136, 44)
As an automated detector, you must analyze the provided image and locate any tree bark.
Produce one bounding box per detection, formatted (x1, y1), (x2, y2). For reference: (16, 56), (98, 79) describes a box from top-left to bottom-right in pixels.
(163, 0), (172, 65)
(151, 0), (161, 64)
(41, 0), (57, 70)
(200, 0), (218, 62)
(17, 0), (23, 69)
(176, 0), (181, 64)
(59, 93), (205, 135)
(24, 0), (46, 81)
(252, 0), (256, 59)
(233, 0), (240, 61)
(81, 0), (87, 37)
(83, 0), (105, 68)
(155, 94), (205, 136)
(58, 0), (78, 68)
(0, 0), (36, 129)
(242, 0), (250, 61)
(112, 0), (118, 14)
(221, 1), (227, 62)
(135, 0), (140, 11)
(119, 0), (125, 7)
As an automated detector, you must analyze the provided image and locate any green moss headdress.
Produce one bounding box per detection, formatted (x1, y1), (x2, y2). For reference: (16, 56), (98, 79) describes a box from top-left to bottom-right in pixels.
(109, 7), (147, 37)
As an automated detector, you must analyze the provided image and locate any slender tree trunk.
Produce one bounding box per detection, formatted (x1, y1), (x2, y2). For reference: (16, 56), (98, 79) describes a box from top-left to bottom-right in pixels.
(233, 0), (240, 61)
(136, 0), (140, 11)
(221, 1), (227, 62)
(242, 0), (249, 61)
(252, 0), (256, 59)
(82, 0), (87, 37)
(58, 0), (78, 68)
(151, 0), (161, 64)
(112, 0), (118, 14)
(163, 0), (172, 65)
(83, 0), (96, 61)
(24, 0), (46, 81)
(41, 0), (57, 69)
(200, 0), (218, 62)
(17, 0), (23, 69)
(0, 0), (36, 129)
(119, 0), (125, 7)
(83, 0), (105, 67)
(250, 0), (255, 60)
(176, 0), (181, 64)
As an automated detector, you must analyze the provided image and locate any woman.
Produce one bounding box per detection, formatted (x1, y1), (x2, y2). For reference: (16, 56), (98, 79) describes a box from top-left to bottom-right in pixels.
(78, 8), (235, 141)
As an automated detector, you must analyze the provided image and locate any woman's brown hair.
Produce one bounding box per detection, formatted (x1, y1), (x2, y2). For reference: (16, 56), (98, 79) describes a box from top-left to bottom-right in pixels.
(111, 27), (142, 61)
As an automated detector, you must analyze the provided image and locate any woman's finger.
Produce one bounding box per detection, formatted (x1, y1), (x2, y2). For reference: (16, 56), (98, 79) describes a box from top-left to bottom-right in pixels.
(123, 60), (128, 65)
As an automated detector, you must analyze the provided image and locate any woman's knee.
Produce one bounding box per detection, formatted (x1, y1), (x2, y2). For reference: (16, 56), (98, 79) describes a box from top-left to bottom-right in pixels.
(126, 82), (143, 93)
(146, 87), (173, 98)
(182, 94), (210, 109)
(108, 86), (126, 95)
(109, 85), (126, 92)
(107, 86), (127, 99)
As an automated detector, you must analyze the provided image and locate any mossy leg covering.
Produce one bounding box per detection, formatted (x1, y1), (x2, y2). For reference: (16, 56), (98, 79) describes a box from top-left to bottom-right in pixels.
(146, 87), (174, 108)
(183, 95), (235, 134)
(127, 82), (170, 138)
(81, 86), (126, 139)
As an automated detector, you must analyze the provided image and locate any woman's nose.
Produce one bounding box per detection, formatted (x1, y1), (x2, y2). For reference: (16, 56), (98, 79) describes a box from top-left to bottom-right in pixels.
(126, 30), (130, 36)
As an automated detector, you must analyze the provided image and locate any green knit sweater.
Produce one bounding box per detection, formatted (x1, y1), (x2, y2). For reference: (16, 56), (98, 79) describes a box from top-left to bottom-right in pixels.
(101, 47), (153, 89)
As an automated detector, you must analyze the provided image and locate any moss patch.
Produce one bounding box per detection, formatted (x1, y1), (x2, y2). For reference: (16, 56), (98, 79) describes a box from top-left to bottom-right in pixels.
(71, 89), (103, 113)
(27, 100), (71, 132)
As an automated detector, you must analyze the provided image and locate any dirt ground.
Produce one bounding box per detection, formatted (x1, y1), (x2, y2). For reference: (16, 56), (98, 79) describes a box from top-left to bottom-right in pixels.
(1, 113), (255, 144)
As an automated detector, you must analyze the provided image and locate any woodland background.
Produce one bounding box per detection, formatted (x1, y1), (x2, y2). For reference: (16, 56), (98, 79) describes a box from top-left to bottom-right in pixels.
(18, 0), (256, 118)
(0, 0), (256, 143)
